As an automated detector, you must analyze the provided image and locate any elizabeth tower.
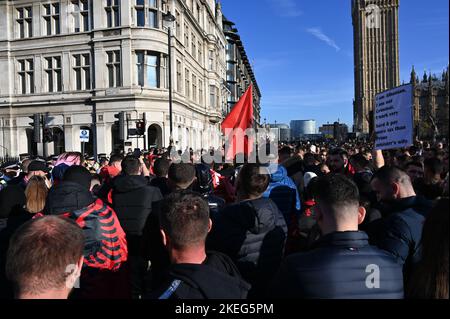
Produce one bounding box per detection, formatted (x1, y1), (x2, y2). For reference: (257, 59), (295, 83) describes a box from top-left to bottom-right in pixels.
(352, 0), (400, 133)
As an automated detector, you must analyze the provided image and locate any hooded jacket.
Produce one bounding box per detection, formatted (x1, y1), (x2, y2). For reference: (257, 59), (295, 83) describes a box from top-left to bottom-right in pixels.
(263, 164), (301, 212)
(45, 181), (128, 271)
(207, 197), (287, 298)
(111, 174), (162, 255)
(153, 251), (250, 299)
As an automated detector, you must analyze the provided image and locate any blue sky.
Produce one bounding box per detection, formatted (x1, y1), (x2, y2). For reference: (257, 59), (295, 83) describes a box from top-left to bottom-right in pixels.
(221, 0), (449, 130)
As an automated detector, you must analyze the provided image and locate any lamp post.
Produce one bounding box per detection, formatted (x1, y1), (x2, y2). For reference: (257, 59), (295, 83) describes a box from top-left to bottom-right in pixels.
(163, 11), (176, 147)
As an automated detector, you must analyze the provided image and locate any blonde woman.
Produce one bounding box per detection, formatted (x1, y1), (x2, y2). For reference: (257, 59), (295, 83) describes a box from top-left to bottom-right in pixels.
(24, 176), (49, 215)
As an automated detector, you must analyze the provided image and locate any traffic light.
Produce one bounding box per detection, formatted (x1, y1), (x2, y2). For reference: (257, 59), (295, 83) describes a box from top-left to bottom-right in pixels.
(28, 114), (41, 143)
(136, 121), (145, 136)
(43, 127), (53, 143)
(114, 111), (125, 140)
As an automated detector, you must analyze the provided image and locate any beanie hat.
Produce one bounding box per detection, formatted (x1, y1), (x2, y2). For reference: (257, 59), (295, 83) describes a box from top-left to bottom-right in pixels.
(63, 165), (92, 190)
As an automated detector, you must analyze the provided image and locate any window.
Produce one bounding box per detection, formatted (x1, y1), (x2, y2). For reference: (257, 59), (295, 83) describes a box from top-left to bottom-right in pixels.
(136, 51), (163, 88)
(209, 85), (216, 108)
(175, 11), (181, 38)
(199, 79), (203, 105)
(106, 0), (120, 28)
(184, 24), (189, 48)
(176, 60), (182, 93)
(17, 59), (34, 94)
(45, 57), (62, 92)
(148, 0), (158, 28)
(107, 51), (121, 87)
(146, 54), (159, 87)
(216, 86), (220, 108)
(161, 55), (168, 89)
(72, 0), (90, 32)
(185, 69), (190, 98)
(196, 3), (201, 22)
(135, 0), (158, 28)
(43, 3), (60, 35)
(198, 41), (203, 63)
(192, 74), (197, 102)
(73, 54), (91, 90)
(137, 52), (145, 86)
(208, 50), (214, 71)
(191, 34), (196, 58)
(16, 7), (32, 39)
(135, 0), (145, 26)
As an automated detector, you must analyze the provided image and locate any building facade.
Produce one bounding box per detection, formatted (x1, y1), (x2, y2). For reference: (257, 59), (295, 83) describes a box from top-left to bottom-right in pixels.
(410, 66), (449, 140)
(290, 120), (316, 140)
(319, 122), (349, 142)
(223, 16), (261, 127)
(352, 0), (400, 133)
(268, 123), (290, 142)
(0, 0), (236, 157)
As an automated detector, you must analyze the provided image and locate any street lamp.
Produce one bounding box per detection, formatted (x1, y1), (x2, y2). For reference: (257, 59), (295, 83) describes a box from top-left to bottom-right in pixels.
(163, 11), (176, 147)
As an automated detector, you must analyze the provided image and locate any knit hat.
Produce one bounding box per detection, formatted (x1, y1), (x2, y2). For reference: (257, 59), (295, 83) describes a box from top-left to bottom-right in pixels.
(63, 165), (92, 190)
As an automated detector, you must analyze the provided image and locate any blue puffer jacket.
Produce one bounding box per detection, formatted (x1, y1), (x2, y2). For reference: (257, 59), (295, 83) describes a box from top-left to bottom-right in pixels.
(270, 231), (404, 299)
(263, 165), (301, 211)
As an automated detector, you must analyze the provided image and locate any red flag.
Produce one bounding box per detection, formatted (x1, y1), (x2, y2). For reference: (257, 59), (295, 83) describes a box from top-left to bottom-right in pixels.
(221, 85), (254, 161)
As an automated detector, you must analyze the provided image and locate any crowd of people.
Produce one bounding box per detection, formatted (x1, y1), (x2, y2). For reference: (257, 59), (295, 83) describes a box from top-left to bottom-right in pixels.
(0, 139), (448, 299)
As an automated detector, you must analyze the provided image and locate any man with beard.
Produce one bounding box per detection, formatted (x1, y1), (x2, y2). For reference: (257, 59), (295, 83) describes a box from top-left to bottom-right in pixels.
(367, 166), (432, 285)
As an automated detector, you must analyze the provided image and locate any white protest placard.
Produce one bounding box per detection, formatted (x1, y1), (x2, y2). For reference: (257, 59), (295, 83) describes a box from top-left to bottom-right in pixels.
(374, 84), (413, 151)
(80, 129), (90, 142)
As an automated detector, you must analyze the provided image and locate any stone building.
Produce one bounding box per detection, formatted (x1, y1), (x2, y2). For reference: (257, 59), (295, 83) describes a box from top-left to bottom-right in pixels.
(352, 0), (400, 133)
(0, 0), (237, 157)
(223, 16), (261, 127)
(410, 66), (449, 140)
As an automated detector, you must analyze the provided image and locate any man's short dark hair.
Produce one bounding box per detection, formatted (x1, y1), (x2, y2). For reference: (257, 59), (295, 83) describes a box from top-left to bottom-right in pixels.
(314, 174), (360, 213)
(404, 161), (423, 170)
(6, 216), (84, 296)
(237, 164), (270, 197)
(109, 154), (124, 164)
(121, 155), (141, 175)
(371, 165), (411, 186)
(154, 158), (171, 177)
(168, 163), (195, 187)
(352, 153), (370, 169)
(159, 191), (210, 249)
(424, 158), (444, 176)
(329, 148), (348, 159)
(303, 152), (315, 163)
(278, 146), (292, 157)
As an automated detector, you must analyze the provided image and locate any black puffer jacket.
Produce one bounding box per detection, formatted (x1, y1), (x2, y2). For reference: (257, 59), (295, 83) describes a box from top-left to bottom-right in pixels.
(151, 251), (250, 299)
(366, 196), (432, 281)
(112, 175), (162, 255)
(207, 197), (288, 298)
(270, 231), (404, 299)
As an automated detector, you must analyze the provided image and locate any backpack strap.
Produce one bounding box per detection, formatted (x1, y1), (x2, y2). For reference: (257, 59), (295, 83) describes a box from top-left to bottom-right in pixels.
(158, 279), (182, 300)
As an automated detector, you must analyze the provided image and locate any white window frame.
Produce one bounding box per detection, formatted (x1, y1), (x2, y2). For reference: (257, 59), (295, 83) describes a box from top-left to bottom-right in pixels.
(44, 56), (62, 92)
(106, 50), (122, 87)
(105, 0), (121, 28)
(42, 3), (60, 36)
(73, 53), (91, 90)
(71, 0), (91, 33)
(16, 6), (33, 39)
(17, 58), (34, 94)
